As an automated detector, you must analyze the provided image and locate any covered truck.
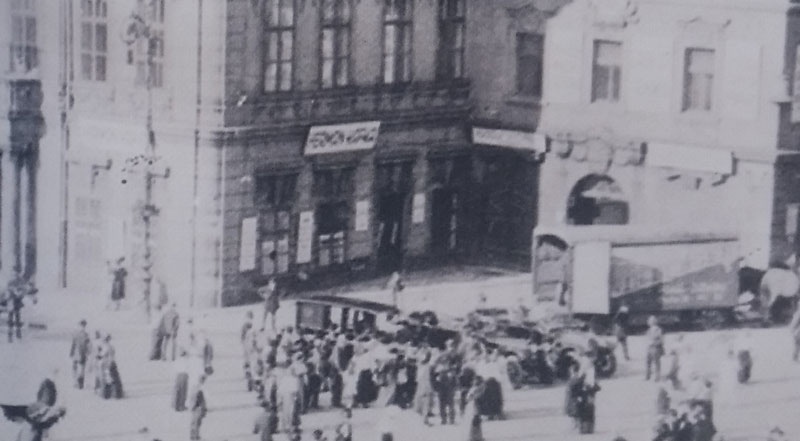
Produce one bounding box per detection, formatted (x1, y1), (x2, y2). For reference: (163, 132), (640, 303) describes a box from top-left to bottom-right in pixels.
(531, 225), (742, 328)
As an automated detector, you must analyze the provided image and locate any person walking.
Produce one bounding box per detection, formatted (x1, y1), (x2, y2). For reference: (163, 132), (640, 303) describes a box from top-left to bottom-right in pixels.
(433, 363), (457, 425)
(69, 320), (91, 389)
(645, 316), (665, 381)
(612, 303), (631, 361)
(254, 401), (279, 441)
(189, 375), (208, 441)
(108, 257), (127, 310)
(260, 278), (280, 331)
(100, 334), (124, 399)
(161, 303), (180, 361)
(173, 352), (190, 412)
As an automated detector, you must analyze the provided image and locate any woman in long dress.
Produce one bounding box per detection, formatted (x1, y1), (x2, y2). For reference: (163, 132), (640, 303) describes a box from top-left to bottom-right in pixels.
(172, 353), (190, 411)
(100, 334), (124, 399)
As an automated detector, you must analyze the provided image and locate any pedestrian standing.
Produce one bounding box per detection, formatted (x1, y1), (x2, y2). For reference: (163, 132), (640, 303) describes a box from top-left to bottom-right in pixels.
(612, 303), (631, 361)
(173, 353), (190, 412)
(6, 270), (33, 343)
(386, 271), (404, 308)
(161, 303), (180, 361)
(413, 351), (435, 425)
(108, 257), (127, 311)
(100, 334), (124, 399)
(260, 278), (280, 331)
(69, 319), (91, 389)
(189, 375), (208, 441)
(645, 316), (665, 381)
(789, 306), (800, 361)
(433, 364), (457, 425)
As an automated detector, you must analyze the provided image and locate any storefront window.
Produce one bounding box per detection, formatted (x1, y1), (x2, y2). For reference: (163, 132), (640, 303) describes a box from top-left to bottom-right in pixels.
(255, 173), (297, 275)
(314, 168), (354, 267)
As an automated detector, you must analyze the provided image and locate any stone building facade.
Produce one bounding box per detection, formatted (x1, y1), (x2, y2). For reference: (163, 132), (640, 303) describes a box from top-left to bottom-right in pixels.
(536, 0), (800, 269)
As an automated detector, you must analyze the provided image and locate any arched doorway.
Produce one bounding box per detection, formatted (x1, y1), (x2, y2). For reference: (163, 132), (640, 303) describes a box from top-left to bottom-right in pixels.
(566, 174), (629, 225)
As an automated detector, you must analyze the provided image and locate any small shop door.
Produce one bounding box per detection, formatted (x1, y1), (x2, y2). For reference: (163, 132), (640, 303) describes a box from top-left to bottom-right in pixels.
(431, 188), (458, 252)
(377, 192), (406, 271)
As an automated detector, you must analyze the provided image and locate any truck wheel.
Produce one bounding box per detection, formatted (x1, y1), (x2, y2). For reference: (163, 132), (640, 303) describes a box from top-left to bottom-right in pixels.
(595, 351), (616, 378)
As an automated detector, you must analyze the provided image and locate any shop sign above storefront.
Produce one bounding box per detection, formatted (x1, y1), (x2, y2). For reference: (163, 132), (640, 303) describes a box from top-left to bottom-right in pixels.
(472, 127), (548, 153)
(305, 121), (381, 156)
(646, 142), (734, 175)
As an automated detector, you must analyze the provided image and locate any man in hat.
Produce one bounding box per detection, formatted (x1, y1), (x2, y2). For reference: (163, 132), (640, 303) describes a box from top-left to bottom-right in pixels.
(70, 319), (91, 389)
(645, 316), (665, 381)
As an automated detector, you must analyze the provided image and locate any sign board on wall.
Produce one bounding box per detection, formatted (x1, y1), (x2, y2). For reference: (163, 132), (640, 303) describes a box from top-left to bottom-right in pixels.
(412, 193), (425, 224)
(297, 211), (314, 264)
(355, 200), (370, 232)
(239, 217), (258, 272)
(571, 241), (611, 314)
(472, 127), (548, 153)
(305, 121), (381, 155)
(793, 45), (800, 123)
(646, 142), (734, 175)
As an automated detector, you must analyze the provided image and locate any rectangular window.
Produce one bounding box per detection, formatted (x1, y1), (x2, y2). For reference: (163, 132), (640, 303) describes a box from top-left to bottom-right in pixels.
(320, 0), (352, 88)
(382, 0), (413, 84)
(80, 0), (108, 82)
(683, 48), (714, 112)
(135, 0), (165, 88)
(264, 0), (295, 92)
(9, 0), (38, 74)
(516, 33), (544, 97)
(591, 40), (622, 102)
(313, 168), (354, 266)
(436, 0), (465, 80)
(255, 174), (297, 276)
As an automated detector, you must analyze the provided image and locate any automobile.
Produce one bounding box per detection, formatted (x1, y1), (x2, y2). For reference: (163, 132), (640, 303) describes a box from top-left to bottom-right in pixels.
(476, 317), (618, 389)
(294, 296), (460, 349)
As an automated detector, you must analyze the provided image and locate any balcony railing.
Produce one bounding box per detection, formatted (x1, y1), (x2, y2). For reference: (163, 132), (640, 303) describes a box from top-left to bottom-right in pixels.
(229, 79), (471, 128)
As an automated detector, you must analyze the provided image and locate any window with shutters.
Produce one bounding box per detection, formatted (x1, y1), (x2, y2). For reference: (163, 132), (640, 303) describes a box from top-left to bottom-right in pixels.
(264, 0), (294, 92)
(313, 168), (354, 266)
(80, 0), (108, 82)
(255, 174), (297, 275)
(591, 40), (621, 103)
(382, 0), (413, 84)
(320, 0), (352, 88)
(683, 48), (714, 112)
(516, 33), (544, 97)
(9, 0), (37, 74)
(436, 0), (465, 80)
(134, 0), (165, 88)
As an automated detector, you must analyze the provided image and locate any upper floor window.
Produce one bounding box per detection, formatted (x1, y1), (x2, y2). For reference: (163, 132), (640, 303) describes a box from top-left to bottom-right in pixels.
(320, 0), (352, 89)
(9, 0), (37, 74)
(382, 0), (413, 84)
(591, 40), (621, 103)
(683, 48), (714, 112)
(436, 0), (465, 80)
(516, 33), (543, 97)
(80, 0), (108, 82)
(135, 0), (165, 88)
(264, 0), (294, 92)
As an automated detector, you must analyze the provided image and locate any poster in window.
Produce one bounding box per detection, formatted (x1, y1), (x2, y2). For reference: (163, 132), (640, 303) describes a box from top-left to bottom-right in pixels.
(297, 210), (314, 264)
(412, 193), (425, 224)
(355, 200), (369, 232)
(240, 217), (258, 272)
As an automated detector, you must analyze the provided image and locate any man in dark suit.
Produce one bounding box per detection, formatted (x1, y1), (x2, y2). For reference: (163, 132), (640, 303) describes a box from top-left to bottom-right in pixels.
(70, 320), (91, 389)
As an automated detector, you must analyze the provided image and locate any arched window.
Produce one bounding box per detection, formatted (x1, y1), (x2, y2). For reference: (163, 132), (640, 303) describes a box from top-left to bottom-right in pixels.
(566, 174), (629, 225)
(80, 0), (108, 81)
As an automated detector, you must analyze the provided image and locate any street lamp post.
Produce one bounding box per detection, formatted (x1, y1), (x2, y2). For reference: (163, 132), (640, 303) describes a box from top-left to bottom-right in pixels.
(122, 7), (166, 322)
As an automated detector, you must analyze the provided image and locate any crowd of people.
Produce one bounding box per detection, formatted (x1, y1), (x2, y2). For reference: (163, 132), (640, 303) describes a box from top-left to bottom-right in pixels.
(69, 319), (124, 400)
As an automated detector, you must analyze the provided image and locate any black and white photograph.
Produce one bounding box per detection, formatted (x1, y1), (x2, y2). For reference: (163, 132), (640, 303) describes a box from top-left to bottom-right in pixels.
(2, 0), (800, 440)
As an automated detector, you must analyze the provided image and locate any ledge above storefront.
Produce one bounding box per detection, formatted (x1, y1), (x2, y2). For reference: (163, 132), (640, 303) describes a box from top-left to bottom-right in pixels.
(225, 79), (471, 130)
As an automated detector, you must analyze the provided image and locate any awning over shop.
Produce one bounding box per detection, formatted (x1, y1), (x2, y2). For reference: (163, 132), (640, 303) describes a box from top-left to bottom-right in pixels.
(471, 127), (548, 153)
(646, 142), (734, 175)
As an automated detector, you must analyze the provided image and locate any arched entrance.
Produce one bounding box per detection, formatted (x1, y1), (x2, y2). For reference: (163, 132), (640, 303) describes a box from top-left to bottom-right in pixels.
(566, 174), (629, 225)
